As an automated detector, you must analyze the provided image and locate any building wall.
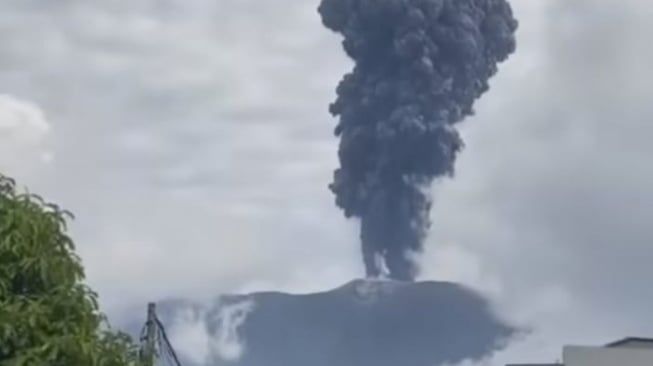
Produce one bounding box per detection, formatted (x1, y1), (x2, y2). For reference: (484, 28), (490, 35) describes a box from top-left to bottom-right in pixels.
(563, 345), (653, 366)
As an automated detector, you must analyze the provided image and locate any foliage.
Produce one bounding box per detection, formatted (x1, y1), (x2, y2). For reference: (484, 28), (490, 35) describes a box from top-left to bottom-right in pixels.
(0, 174), (141, 366)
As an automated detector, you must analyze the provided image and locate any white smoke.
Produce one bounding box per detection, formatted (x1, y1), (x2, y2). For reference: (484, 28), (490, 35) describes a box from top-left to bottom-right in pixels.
(209, 298), (255, 362)
(440, 359), (490, 366)
(167, 298), (255, 365)
(350, 278), (398, 304)
(167, 305), (212, 365)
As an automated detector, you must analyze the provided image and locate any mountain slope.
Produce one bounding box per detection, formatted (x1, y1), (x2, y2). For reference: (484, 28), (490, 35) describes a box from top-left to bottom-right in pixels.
(152, 280), (515, 366)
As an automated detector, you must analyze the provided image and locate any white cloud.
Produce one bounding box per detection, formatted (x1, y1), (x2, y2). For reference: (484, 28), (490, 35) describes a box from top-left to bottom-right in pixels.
(0, 0), (360, 313)
(1, 0), (653, 364)
(0, 94), (53, 179)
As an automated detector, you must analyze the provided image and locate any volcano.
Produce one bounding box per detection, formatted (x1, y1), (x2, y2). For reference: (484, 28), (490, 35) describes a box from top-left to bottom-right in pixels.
(148, 280), (515, 366)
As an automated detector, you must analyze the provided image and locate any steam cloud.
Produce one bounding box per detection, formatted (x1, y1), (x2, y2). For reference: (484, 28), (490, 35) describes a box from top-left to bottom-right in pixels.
(165, 298), (255, 364)
(319, 0), (518, 280)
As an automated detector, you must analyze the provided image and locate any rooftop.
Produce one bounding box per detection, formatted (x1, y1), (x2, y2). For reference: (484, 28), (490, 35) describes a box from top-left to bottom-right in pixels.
(506, 337), (653, 366)
(605, 337), (653, 348)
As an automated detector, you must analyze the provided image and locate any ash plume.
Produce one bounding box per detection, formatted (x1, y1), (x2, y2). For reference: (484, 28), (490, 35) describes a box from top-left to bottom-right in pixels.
(319, 0), (518, 281)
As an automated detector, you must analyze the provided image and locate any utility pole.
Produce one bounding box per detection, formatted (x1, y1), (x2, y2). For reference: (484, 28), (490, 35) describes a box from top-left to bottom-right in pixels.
(141, 302), (158, 366)
(139, 301), (182, 365)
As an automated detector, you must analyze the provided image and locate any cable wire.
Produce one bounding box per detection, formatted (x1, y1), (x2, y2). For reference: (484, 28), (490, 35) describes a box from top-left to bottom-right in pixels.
(155, 316), (182, 366)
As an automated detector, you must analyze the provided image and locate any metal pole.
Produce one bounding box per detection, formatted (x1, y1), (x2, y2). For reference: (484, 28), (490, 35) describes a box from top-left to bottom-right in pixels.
(143, 302), (157, 366)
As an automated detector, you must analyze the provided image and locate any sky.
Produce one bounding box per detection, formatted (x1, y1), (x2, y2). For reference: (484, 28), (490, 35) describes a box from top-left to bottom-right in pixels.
(1, 0), (653, 364)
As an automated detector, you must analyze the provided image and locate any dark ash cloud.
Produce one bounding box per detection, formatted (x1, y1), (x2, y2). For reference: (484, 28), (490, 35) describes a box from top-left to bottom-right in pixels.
(319, 0), (517, 280)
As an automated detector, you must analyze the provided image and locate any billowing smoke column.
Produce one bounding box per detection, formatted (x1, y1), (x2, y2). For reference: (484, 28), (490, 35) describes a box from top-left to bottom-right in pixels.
(319, 0), (517, 281)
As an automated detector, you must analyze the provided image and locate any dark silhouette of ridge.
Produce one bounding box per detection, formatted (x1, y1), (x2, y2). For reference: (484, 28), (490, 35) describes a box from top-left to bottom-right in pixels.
(146, 280), (515, 366)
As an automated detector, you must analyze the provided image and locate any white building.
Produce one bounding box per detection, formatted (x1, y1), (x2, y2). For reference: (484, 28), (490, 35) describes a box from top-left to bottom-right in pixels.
(508, 337), (653, 366)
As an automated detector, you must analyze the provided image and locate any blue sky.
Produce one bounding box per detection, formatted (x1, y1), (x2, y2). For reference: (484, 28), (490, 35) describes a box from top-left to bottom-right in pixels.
(1, 1), (653, 364)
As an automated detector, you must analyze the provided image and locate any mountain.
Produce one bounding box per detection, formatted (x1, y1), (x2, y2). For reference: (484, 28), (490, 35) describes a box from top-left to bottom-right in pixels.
(146, 279), (515, 366)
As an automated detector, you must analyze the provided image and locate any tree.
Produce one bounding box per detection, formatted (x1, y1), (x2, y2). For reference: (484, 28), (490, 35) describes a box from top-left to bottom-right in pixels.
(0, 174), (141, 365)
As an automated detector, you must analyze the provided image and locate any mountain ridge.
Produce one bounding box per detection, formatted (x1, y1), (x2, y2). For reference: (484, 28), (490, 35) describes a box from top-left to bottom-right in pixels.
(137, 280), (515, 366)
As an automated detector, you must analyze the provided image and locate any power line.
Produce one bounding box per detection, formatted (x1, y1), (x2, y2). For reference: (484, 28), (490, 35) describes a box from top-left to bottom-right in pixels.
(139, 303), (183, 366)
(156, 316), (182, 366)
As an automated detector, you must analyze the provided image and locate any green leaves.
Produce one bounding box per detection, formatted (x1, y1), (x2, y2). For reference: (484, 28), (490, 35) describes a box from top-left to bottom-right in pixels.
(0, 174), (142, 365)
